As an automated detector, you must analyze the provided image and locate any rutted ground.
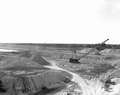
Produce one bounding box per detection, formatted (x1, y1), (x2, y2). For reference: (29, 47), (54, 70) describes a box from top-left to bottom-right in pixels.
(0, 45), (120, 95)
(45, 60), (120, 95)
(0, 49), (74, 95)
(45, 60), (91, 94)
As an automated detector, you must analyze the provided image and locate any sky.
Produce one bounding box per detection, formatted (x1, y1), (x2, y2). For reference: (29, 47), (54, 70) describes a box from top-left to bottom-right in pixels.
(0, 0), (120, 44)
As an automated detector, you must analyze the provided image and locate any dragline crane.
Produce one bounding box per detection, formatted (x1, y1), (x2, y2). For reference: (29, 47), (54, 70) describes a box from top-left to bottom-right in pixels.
(101, 39), (109, 44)
(69, 39), (110, 63)
(95, 39), (109, 51)
(69, 50), (90, 63)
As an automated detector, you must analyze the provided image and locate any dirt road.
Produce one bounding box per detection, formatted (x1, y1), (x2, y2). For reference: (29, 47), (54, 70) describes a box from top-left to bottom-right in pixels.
(45, 60), (120, 95)
(45, 60), (92, 95)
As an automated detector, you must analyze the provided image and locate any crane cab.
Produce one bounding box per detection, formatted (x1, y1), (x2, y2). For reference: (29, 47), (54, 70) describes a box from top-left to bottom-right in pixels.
(69, 58), (80, 63)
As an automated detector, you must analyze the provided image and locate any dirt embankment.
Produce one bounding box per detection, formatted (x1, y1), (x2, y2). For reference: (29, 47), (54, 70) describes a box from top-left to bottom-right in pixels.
(0, 69), (72, 95)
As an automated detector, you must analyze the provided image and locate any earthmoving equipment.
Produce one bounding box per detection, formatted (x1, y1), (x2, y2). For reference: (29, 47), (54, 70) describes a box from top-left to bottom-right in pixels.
(101, 39), (109, 44)
(95, 39), (109, 51)
(69, 50), (80, 63)
(69, 50), (89, 63)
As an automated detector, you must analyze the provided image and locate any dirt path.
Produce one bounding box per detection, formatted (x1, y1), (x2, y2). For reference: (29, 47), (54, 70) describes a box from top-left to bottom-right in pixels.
(45, 60), (120, 95)
(45, 60), (91, 94)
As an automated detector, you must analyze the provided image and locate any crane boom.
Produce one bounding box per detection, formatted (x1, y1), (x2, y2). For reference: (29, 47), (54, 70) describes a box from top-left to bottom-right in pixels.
(101, 39), (109, 44)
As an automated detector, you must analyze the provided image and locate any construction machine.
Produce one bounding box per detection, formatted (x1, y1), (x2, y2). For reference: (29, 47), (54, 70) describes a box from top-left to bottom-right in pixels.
(101, 39), (109, 44)
(95, 39), (109, 51)
(69, 50), (80, 63)
(69, 39), (109, 63)
(69, 50), (89, 63)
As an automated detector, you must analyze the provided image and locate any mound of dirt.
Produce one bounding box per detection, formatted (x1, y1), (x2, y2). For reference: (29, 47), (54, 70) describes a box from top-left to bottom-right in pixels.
(13, 58), (41, 66)
(19, 50), (32, 58)
(3, 58), (50, 72)
(0, 71), (6, 79)
(0, 57), (16, 68)
(32, 54), (50, 65)
(104, 55), (117, 61)
(112, 60), (120, 68)
(100, 69), (120, 82)
(33, 84), (66, 95)
(3, 65), (50, 71)
(0, 56), (4, 62)
(90, 63), (115, 75)
(0, 50), (33, 58)
(100, 49), (120, 55)
(0, 70), (72, 95)
(79, 48), (99, 55)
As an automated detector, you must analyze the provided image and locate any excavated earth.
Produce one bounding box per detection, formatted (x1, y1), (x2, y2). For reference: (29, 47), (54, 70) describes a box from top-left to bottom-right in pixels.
(0, 44), (120, 95)
(0, 49), (73, 95)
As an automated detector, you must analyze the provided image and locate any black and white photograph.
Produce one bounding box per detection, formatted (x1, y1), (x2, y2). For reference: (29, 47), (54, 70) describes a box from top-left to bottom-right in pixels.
(0, 0), (120, 95)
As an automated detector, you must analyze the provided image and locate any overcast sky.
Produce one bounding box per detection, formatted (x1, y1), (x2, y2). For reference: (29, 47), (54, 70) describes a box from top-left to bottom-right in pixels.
(0, 0), (120, 44)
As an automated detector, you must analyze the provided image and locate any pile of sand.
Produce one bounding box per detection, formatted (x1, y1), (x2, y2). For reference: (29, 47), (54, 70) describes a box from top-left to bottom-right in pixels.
(100, 49), (120, 55)
(79, 48), (99, 55)
(19, 51), (32, 58)
(32, 53), (50, 65)
(0, 70), (72, 95)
